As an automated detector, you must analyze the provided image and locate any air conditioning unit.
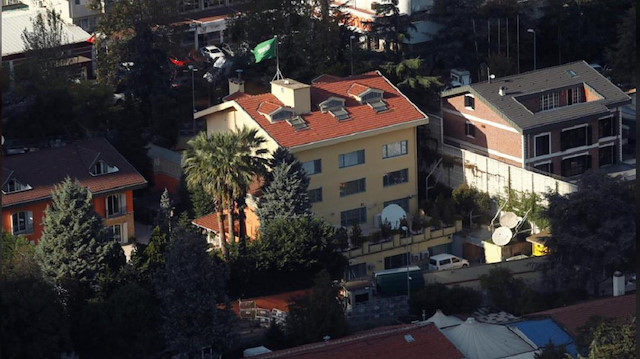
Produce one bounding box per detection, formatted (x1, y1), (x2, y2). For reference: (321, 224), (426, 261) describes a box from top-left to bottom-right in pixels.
(373, 213), (382, 228)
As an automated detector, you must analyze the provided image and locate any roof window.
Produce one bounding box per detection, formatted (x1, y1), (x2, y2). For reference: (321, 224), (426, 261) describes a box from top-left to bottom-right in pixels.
(91, 160), (119, 176)
(368, 100), (387, 112)
(287, 116), (309, 130)
(2, 178), (32, 194)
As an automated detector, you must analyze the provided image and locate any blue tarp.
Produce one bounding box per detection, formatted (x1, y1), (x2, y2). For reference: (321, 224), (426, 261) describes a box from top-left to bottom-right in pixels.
(510, 318), (578, 357)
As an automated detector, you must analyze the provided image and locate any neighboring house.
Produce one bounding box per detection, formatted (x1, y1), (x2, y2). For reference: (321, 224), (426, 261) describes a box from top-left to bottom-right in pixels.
(195, 71), (428, 232)
(28, 0), (103, 32)
(147, 143), (182, 193)
(440, 61), (632, 179)
(253, 321), (464, 359)
(1, 138), (147, 244)
(1, 5), (94, 82)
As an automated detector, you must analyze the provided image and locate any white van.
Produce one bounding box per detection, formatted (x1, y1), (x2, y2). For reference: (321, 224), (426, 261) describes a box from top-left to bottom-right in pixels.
(428, 254), (469, 271)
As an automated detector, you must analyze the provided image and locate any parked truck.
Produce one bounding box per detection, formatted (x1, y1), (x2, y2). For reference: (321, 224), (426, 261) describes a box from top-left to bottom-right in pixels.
(374, 266), (425, 296)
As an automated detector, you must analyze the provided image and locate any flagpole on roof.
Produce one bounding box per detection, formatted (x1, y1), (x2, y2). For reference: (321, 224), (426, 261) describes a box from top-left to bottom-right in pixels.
(272, 35), (283, 81)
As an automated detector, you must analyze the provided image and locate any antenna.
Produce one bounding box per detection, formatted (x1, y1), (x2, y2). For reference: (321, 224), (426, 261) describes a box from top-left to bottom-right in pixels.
(492, 226), (513, 246)
(489, 194), (510, 232)
(381, 204), (407, 230)
(499, 212), (518, 229)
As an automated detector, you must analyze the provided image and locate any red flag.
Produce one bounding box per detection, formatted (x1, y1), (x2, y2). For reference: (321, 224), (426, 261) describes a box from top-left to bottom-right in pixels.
(169, 58), (186, 66)
(87, 34), (96, 43)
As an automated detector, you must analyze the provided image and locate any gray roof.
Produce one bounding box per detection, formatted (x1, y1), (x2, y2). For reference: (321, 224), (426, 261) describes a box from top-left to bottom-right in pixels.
(442, 61), (631, 133)
(2, 8), (91, 57)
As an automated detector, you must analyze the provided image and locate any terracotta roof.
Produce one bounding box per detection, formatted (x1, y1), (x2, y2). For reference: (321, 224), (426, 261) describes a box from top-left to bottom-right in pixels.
(257, 101), (283, 115)
(192, 212), (226, 233)
(347, 83), (371, 97)
(255, 322), (464, 359)
(229, 71), (427, 148)
(527, 294), (636, 336)
(223, 91), (250, 102)
(232, 289), (311, 315)
(2, 138), (147, 207)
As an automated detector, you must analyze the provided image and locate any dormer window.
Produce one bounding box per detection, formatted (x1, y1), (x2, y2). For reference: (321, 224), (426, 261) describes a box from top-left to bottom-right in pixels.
(258, 101), (295, 122)
(270, 108), (294, 121)
(348, 84), (387, 111)
(91, 160), (119, 176)
(287, 116), (309, 130)
(2, 178), (32, 194)
(319, 97), (350, 121)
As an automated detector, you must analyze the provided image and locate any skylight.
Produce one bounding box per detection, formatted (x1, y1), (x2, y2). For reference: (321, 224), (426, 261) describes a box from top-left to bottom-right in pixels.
(329, 108), (350, 121)
(287, 116), (309, 130)
(566, 70), (577, 77)
(368, 100), (388, 112)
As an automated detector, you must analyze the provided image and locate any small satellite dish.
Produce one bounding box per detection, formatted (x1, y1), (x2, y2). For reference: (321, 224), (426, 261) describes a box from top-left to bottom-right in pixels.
(381, 204), (406, 230)
(499, 211), (518, 229)
(492, 226), (513, 246)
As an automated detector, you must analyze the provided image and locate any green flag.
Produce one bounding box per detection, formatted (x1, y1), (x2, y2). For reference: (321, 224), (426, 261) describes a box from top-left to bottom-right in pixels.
(253, 38), (276, 63)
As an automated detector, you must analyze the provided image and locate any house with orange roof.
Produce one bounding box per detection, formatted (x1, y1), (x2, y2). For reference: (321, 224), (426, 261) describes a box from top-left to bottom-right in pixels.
(1, 138), (147, 244)
(195, 71), (428, 235)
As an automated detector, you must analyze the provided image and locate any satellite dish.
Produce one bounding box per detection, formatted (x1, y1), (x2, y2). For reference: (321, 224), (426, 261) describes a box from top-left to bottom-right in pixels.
(381, 204), (406, 230)
(499, 211), (518, 229)
(492, 226), (513, 246)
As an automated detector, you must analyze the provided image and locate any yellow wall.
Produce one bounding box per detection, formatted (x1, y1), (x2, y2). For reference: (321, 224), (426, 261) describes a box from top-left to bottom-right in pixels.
(293, 127), (419, 229)
(205, 106), (280, 154)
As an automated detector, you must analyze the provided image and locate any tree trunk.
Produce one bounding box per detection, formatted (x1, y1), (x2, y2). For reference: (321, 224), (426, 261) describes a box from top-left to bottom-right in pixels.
(217, 210), (228, 258)
(227, 200), (235, 245)
(237, 198), (247, 254)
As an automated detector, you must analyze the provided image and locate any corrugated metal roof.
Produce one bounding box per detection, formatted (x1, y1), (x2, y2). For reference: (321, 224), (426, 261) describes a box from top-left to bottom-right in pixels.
(510, 319), (577, 357)
(2, 8), (91, 57)
(442, 61), (631, 133)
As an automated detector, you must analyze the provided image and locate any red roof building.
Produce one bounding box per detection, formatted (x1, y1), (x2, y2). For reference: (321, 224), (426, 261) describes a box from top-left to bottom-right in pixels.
(2, 138), (147, 244)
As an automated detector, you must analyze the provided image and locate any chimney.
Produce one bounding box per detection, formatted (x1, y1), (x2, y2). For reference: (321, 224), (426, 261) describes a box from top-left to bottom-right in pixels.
(498, 86), (506, 96)
(228, 69), (244, 95)
(271, 78), (311, 114)
(613, 271), (625, 296)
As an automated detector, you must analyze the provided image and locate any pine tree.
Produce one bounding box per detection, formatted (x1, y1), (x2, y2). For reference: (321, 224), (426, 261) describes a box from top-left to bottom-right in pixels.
(257, 148), (311, 224)
(155, 188), (173, 233)
(36, 177), (125, 303)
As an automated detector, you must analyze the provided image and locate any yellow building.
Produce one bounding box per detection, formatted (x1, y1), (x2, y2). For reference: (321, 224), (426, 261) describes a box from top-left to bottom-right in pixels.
(195, 71), (428, 231)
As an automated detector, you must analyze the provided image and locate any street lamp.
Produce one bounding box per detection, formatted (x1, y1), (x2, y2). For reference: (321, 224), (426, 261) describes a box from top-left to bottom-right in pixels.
(527, 28), (536, 70)
(349, 35), (356, 76)
(401, 225), (410, 299)
(183, 65), (198, 131)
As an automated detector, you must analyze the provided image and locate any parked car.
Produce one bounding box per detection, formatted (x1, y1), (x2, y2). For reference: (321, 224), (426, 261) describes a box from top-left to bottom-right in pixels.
(428, 254), (469, 271)
(200, 45), (225, 62)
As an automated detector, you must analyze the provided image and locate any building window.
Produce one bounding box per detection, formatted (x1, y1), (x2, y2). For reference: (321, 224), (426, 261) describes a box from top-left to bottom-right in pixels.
(533, 162), (553, 174)
(339, 149), (365, 168)
(12, 211), (34, 235)
(345, 263), (367, 280)
(308, 188), (323, 203)
(599, 116), (614, 138)
(561, 125), (590, 151)
(464, 95), (475, 110)
(539, 92), (559, 111)
(567, 87), (582, 105)
(599, 145), (615, 167)
(2, 178), (32, 194)
(384, 253), (409, 270)
(382, 140), (408, 159)
(91, 160), (119, 176)
(383, 169), (409, 187)
(75, 0), (80, 4)
(340, 178), (366, 197)
(465, 122), (476, 138)
(384, 198), (410, 212)
(534, 133), (551, 157)
(80, 18), (89, 29)
(561, 154), (591, 177)
(106, 193), (126, 217)
(301, 159), (322, 175)
(108, 224), (123, 243)
(341, 207), (367, 227)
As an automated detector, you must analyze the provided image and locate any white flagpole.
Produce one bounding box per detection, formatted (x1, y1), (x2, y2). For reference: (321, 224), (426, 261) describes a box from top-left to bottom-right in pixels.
(273, 35), (283, 81)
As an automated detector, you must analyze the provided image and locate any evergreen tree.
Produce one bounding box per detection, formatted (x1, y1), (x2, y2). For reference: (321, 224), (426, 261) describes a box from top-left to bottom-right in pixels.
(153, 225), (234, 354)
(366, 0), (416, 57)
(1, 232), (39, 279)
(155, 188), (173, 233)
(257, 161), (311, 223)
(36, 177), (125, 303)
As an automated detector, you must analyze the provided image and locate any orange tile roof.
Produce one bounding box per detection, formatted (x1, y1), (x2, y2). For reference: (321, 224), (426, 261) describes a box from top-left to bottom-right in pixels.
(257, 101), (283, 115)
(527, 294), (636, 336)
(255, 322), (464, 359)
(230, 71), (426, 148)
(232, 289), (311, 315)
(346, 83), (371, 97)
(192, 212), (226, 233)
(2, 138), (147, 207)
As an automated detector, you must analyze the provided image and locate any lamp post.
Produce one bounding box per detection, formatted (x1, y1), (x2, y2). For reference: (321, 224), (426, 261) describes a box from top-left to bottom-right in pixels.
(184, 65), (198, 131)
(401, 225), (410, 299)
(527, 28), (536, 70)
(349, 35), (356, 76)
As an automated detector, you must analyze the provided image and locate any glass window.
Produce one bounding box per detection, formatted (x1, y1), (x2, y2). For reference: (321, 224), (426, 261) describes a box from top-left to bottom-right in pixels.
(561, 155), (590, 177)
(599, 145), (615, 167)
(384, 198), (410, 212)
(2, 178), (31, 194)
(301, 159), (322, 175)
(12, 211), (34, 235)
(534, 134), (550, 157)
(539, 92), (559, 111)
(341, 207), (366, 227)
(599, 117), (614, 138)
(340, 178), (366, 197)
(382, 140), (408, 159)
(308, 188), (323, 203)
(106, 194), (125, 217)
(383, 169), (408, 187)
(384, 253), (409, 269)
(108, 224), (122, 243)
(561, 126), (589, 151)
(464, 95), (475, 109)
(534, 162), (553, 174)
(465, 122), (476, 137)
(567, 87), (582, 105)
(339, 150), (365, 168)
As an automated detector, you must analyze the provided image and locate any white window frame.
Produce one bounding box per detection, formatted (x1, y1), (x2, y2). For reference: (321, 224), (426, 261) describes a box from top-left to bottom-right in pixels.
(464, 94), (475, 110)
(533, 132), (551, 157)
(382, 140), (408, 159)
(2, 178), (32, 194)
(12, 211), (34, 235)
(106, 193), (126, 218)
(539, 92), (559, 111)
(339, 149), (365, 168)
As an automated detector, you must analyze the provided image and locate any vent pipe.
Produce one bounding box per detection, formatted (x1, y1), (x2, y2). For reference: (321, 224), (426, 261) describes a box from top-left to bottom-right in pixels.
(499, 86), (506, 96)
(613, 271), (625, 296)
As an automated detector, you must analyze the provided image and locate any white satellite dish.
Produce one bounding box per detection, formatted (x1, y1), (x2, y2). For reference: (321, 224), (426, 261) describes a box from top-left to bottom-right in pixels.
(492, 226), (513, 246)
(380, 204), (406, 230)
(499, 211), (519, 229)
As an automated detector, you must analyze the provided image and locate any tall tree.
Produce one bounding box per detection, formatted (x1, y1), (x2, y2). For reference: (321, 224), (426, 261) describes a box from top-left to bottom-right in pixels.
(606, 5), (636, 87)
(36, 177), (125, 304)
(153, 225), (234, 355)
(541, 172), (635, 296)
(1, 232), (39, 279)
(380, 57), (443, 110)
(582, 317), (635, 359)
(367, 0), (416, 57)
(20, 9), (69, 81)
